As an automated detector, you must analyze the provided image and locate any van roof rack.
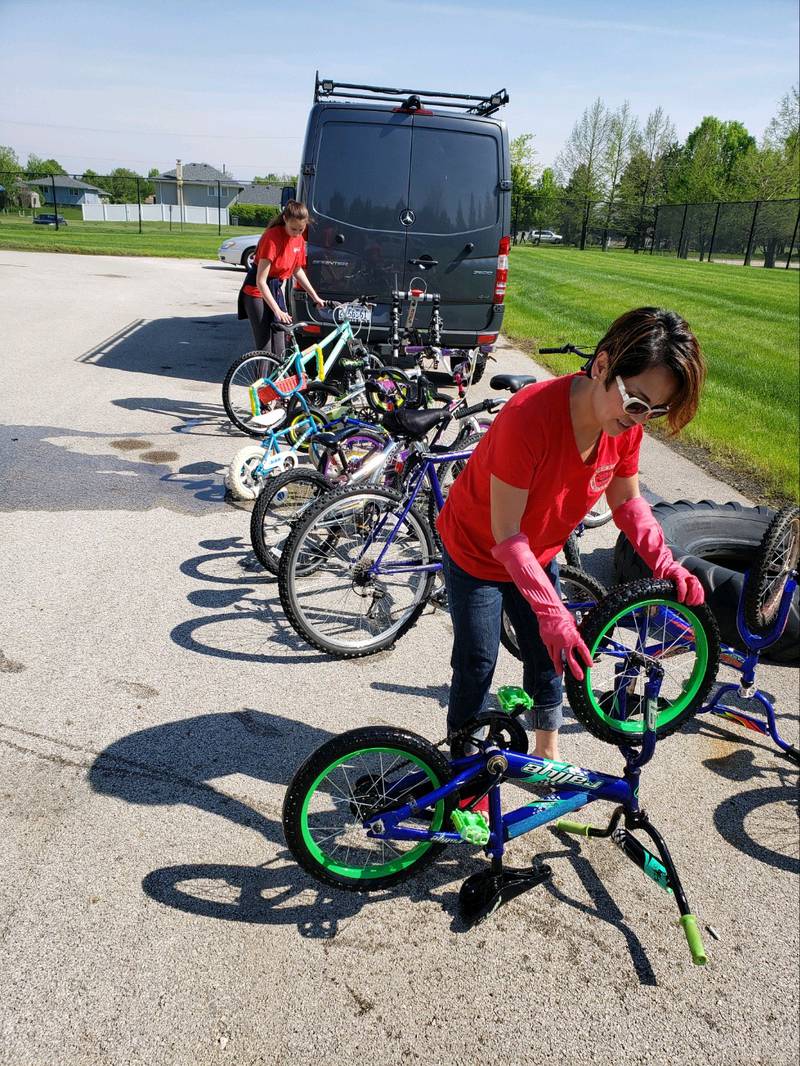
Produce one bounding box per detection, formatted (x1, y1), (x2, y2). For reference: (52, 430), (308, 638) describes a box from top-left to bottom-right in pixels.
(313, 72), (509, 116)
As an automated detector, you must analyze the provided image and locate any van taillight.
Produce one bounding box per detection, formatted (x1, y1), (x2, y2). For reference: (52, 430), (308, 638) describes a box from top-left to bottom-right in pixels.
(477, 334), (497, 345)
(494, 236), (510, 302)
(303, 324), (322, 334)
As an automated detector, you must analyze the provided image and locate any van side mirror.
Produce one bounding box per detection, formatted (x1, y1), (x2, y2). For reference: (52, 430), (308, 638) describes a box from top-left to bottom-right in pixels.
(281, 186), (296, 207)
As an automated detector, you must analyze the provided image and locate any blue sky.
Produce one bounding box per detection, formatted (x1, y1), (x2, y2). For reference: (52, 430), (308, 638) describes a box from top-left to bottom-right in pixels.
(1, 0), (797, 179)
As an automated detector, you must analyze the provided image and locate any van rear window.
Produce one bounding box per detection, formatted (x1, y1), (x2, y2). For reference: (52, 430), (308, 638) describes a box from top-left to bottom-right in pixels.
(409, 128), (499, 234)
(314, 122), (411, 230)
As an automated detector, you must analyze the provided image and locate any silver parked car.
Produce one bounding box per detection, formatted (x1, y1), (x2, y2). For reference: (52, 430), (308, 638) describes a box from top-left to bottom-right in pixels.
(531, 228), (563, 244)
(217, 233), (261, 269)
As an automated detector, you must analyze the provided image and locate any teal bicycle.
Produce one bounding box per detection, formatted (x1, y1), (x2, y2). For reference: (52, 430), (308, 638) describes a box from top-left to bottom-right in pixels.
(222, 298), (379, 437)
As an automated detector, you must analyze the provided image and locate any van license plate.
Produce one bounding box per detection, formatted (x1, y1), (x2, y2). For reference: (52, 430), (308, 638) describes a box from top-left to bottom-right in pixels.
(341, 304), (371, 324)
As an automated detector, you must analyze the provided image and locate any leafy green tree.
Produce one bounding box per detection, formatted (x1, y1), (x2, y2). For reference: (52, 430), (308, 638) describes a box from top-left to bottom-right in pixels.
(601, 101), (638, 247)
(531, 167), (562, 231)
(0, 145), (23, 177)
(510, 132), (539, 233)
(555, 98), (610, 203)
(671, 117), (756, 203)
(25, 154), (66, 176)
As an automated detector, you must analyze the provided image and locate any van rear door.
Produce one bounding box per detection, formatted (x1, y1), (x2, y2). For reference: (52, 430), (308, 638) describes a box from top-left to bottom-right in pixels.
(404, 117), (506, 336)
(306, 109), (412, 308)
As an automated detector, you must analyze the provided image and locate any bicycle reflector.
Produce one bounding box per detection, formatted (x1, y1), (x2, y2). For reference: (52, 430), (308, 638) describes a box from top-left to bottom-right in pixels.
(494, 236), (510, 303)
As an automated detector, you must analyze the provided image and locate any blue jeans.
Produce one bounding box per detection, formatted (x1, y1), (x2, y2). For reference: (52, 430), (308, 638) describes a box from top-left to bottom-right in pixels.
(442, 546), (564, 736)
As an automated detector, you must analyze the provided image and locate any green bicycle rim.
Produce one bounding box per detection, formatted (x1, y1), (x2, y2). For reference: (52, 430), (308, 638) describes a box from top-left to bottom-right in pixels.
(300, 746), (445, 880)
(587, 597), (709, 735)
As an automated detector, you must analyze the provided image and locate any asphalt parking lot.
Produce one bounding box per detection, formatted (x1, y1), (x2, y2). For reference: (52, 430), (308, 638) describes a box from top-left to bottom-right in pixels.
(1, 249), (798, 1066)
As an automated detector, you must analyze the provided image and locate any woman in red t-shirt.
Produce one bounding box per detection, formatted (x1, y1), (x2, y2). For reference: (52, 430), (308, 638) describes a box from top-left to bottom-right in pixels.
(437, 307), (707, 763)
(240, 200), (324, 356)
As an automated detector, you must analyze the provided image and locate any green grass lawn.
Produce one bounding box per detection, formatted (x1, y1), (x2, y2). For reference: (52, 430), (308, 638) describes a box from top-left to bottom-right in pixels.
(505, 246), (800, 501)
(0, 214), (249, 259)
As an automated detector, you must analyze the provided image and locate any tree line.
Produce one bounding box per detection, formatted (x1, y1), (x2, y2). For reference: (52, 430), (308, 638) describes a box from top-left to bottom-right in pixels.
(0, 150), (298, 203)
(511, 86), (799, 228)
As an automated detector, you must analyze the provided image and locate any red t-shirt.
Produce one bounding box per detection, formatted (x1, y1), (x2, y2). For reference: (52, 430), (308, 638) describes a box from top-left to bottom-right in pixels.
(242, 226), (307, 297)
(437, 373), (643, 580)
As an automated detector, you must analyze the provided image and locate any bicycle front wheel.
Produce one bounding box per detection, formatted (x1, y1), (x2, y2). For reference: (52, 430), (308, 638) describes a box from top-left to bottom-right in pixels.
(278, 486), (438, 657)
(250, 467), (330, 575)
(565, 579), (721, 744)
(222, 351), (282, 437)
(283, 726), (455, 891)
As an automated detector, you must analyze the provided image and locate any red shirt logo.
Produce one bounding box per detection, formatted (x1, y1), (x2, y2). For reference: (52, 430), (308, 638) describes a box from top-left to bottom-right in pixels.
(589, 463), (615, 493)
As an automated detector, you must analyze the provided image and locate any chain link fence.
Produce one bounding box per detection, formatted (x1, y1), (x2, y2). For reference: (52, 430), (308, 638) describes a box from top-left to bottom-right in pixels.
(513, 193), (799, 267)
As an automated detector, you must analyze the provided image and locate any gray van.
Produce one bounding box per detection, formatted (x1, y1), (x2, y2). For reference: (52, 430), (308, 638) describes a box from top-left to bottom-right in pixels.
(286, 75), (511, 374)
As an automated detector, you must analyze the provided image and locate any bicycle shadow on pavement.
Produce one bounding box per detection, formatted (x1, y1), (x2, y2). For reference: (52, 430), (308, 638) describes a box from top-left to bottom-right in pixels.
(432, 828), (660, 985)
(172, 537), (329, 664)
(702, 748), (799, 876)
(112, 397), (243, 439)
(88, 706), (473, 937)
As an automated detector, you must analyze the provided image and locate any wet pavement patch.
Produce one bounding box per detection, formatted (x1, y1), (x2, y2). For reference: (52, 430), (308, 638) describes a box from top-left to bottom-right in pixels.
(110, 439), (152, 451)
(109, 679), (159, 699)
(141, 450), (178, 463)
(0, 651), (26, 673)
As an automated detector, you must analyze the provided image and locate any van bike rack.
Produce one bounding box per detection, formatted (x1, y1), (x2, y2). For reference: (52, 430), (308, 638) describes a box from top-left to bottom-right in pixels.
(313, 72), (509, 116)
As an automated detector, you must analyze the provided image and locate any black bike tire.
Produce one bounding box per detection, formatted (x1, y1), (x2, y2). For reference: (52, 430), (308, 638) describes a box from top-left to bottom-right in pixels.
(278, 485), (438, 658)
(564, 578), (721, 745)
(222, 351), (281, 437)
(563, 533), (581, 569)
(283, 726), (455, 891)
(249, 467), (330, 575)
(614, 499), (799, 663)
(743, 505), (800, 637)
(499, 565), (607, 662)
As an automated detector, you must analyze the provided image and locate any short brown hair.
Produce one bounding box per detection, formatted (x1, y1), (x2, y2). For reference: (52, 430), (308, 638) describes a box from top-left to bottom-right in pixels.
(593, 307), (706, 433)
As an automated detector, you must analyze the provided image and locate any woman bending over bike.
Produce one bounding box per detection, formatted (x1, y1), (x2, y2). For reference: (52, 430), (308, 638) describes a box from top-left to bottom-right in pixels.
(437, 306), (707, 764)
(239, 199), (325, 355)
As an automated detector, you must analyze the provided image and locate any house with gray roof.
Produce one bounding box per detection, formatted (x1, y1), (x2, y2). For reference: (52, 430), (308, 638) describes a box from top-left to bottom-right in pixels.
(27, 175), (111, 206)
(234, 182), (283, 207)
(154, 163), (244, 208)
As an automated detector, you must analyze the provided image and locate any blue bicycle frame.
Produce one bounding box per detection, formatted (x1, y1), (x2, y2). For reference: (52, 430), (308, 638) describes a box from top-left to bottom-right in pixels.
(356, 682), (707, 964)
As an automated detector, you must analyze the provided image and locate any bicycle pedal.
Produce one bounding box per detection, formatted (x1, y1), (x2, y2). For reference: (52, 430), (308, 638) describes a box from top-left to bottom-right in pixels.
(451, 809), (490, 846)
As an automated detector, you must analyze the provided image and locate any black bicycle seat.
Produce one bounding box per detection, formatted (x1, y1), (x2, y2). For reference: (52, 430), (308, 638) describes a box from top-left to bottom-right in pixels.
(490, 373), (538, 393)
(389, 406), (451, 439)
(273, 320), (313, 334)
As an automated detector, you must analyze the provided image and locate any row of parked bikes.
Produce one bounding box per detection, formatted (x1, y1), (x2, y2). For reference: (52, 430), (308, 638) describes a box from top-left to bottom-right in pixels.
(215, 287), (799, 956)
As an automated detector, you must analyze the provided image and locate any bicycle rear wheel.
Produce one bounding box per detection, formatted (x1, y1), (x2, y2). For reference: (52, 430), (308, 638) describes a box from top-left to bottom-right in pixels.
(278, 486), (438, 657)
(500, 565), (606, 661)
(222, 351), (282, 437)
(582, 494), (612, 528)
(250, 467), (330, 575)
(283, 727), (455, 891)
(744, 505), (800, 636)
(565, 579), (720, 744)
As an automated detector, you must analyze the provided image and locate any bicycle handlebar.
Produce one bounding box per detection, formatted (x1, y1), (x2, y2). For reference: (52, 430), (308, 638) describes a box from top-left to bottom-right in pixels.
(455, 398), (504, 420)
(539, 344), (594, 357)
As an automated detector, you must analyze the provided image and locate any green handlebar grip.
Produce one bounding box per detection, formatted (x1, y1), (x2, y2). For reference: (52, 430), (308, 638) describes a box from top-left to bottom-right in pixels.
(680, 914), (708, 966)
(554, 819), (594, 836)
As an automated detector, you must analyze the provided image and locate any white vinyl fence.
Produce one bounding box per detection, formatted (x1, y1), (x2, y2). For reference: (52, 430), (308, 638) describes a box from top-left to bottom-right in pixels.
(82, 203), (229, 225)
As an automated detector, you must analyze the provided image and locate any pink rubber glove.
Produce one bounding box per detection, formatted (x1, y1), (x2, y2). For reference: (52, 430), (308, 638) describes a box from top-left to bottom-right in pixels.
(613, 497), (705, 606)
(491, 533), (594, 679)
